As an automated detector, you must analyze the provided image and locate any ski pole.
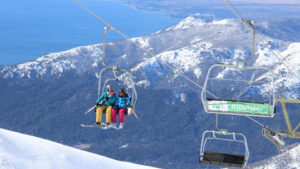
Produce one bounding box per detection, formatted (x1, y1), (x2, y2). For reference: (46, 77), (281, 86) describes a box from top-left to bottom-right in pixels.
(85, 105), (96, 115)
(131, 108), (138, 119)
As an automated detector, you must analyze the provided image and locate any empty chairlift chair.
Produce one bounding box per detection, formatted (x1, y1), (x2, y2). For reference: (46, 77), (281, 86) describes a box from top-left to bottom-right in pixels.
(199, 130), (249, 168)
(201, 62), (276, 118)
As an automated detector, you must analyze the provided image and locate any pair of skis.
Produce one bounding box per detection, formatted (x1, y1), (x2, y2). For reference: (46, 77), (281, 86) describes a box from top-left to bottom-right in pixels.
(80, 124), (121, 130)
(83, 105), (138, 118)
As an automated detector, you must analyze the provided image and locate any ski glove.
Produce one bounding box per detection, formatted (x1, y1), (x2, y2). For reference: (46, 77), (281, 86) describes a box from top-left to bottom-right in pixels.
(105, 96), (109, 100)
(96, 100), (104, 107)
(113, 105), (118, 109)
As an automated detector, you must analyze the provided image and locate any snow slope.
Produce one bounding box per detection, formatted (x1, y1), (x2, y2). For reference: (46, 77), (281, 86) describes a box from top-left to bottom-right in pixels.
(245, 143), (300, 169)
(0, 128), (157, 169)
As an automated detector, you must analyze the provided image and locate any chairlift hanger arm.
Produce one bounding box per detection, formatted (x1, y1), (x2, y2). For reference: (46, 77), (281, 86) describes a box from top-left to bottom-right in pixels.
(223, 0), (296, 75)
(242, 19), (256, 66)
(223, 0), (256, 66)
(102, 26), (118, 69)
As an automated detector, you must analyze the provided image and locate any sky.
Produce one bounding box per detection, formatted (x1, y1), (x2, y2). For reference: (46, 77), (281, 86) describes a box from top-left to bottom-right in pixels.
(148, 0), (300, 5)
(231, 0), (300, 4)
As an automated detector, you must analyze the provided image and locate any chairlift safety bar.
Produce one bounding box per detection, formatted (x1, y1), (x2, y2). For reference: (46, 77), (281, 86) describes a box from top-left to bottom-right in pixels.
(98, 67), (137, 109)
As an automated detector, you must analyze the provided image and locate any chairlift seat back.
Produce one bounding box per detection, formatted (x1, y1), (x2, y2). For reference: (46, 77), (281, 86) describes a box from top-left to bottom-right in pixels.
(206, 97), (272, 117)
(201, 63), (276, 118)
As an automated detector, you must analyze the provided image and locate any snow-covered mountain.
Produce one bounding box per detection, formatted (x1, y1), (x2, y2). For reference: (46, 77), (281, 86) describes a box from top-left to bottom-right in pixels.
(0, 44), (102, 78)
(1, 14), (299, 98)
(0, 128), (156, 169)
(256, 18), (300, 42)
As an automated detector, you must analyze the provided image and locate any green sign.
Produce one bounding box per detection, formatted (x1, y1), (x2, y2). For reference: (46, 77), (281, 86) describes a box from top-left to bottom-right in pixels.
(207, 100), (270, 115)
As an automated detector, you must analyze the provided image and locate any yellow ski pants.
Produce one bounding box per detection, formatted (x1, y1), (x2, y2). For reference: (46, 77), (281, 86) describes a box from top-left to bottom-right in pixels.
(96, 106), (112, 123)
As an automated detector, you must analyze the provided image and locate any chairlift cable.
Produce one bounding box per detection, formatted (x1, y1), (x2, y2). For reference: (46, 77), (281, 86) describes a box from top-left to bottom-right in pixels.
(223, 0), (243, 21)
(74, 0), (218, 98)
(162, 33), (219, 54)
(246, 116), (264, 128)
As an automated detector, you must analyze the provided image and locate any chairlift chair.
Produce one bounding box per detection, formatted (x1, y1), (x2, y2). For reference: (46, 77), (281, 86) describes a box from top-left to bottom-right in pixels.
(96, 26), (137, 110)
(98, 67), (137, 110)
(81, 26), (138, 120)
(201, 62), (276, 117)
(199, 130), (249, 168)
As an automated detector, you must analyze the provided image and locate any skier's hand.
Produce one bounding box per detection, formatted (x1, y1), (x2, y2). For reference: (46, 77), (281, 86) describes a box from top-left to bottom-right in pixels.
(113, 105), (118, 109)
(105, 96), (109, 100)
(96, 100), (104, 106)
(100, 100), (105, 105)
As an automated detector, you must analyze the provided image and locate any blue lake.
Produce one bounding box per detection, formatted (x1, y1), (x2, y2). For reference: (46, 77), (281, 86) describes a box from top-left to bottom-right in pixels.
(0, 0), (179, 65)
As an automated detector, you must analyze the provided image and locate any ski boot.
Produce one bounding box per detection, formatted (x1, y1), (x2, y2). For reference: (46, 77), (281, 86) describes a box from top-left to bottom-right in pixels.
(119, 123), (124, 129)
(94, 122), (102, 127)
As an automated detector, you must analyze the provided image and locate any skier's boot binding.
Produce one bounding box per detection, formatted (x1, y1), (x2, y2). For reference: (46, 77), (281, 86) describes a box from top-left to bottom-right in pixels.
(94, 122), (102, 127)
(106, 123), (112, 128)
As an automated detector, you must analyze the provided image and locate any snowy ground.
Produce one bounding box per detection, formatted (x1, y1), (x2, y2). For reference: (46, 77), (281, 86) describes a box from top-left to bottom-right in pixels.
(245, 143), (300, 169)
(0, 128), (157, 169)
